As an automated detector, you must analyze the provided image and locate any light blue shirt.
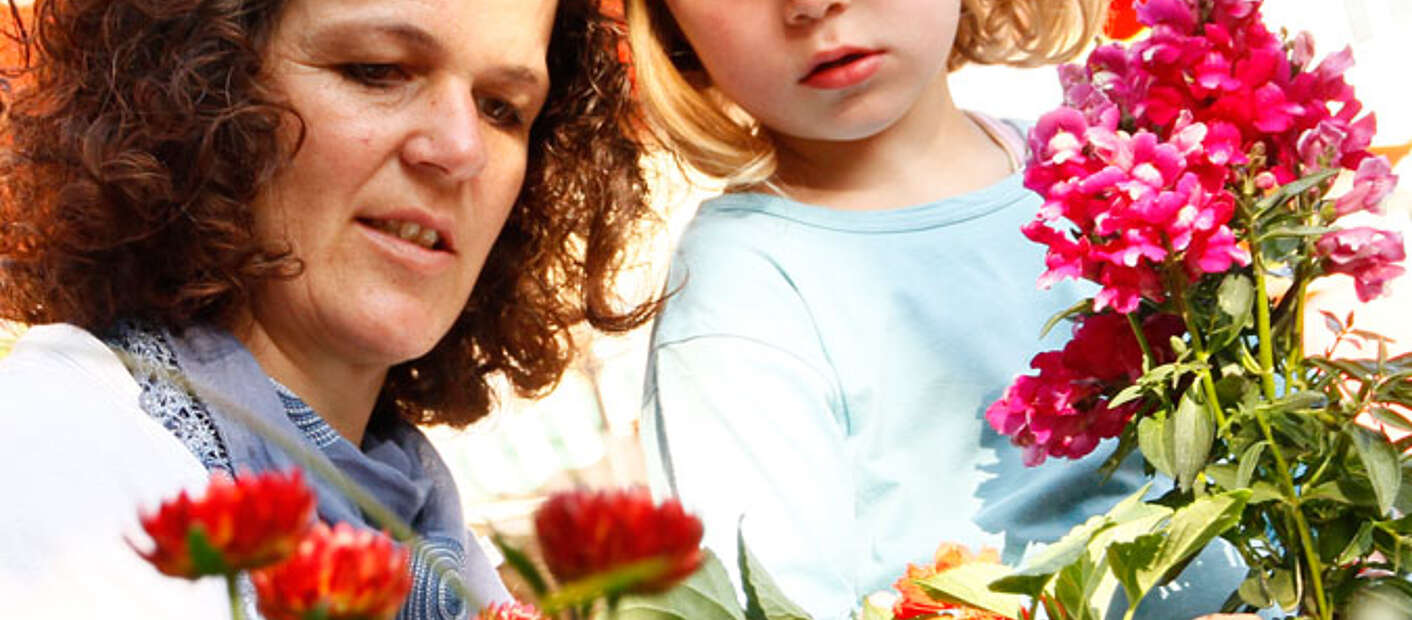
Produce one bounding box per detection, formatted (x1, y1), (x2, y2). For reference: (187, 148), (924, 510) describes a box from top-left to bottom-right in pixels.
(642, 172), (1247, 619)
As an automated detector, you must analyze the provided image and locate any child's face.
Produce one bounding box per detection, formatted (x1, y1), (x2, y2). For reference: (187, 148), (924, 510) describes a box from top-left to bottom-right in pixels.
(664, 0), (961, 142)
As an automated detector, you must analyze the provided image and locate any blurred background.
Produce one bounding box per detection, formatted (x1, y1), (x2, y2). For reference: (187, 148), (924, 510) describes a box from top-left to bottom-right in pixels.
(0, 0), (1409, 592)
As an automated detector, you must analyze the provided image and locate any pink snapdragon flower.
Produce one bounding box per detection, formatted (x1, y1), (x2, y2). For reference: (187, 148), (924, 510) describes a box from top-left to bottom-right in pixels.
(1069, 0), (1375, 182)
(1333, 156), (1399, 216)
(1315, 227), (1407, 302)
(1024, 109), (1249, 313)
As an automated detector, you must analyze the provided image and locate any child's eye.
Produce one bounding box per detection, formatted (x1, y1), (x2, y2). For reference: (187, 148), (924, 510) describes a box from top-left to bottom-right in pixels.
(337, 63), (410, 87)
(477, 96), (525, 129)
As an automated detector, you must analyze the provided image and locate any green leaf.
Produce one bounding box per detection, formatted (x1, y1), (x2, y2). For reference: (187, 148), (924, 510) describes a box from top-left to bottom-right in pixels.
(185, 526), (230, 576)
(1264, 390), (1329, 413)
(1205, 464), (1284, 503)
(992, 485), (1158, 597)
(1108, 383), (1149, 409)
(1371, 407), (1412, 433)
(1040, 298), (1093, 339)
(1235, 441), (1267, 489)
(917, 562), (1025, 619)
(1268, 569), (1299, 611)
(738, 523), (811, 620)
(1305, 480), (1355, 505)
(1138, 416), (1175, 480)
(1108, 490), (1250, 610)
(1256, 224), (1339, 243)
(1237, 571), (1272, 609)
(1348, 579), (1412, 620)
(1337, 521), (1376, 566)
(1395, 464), (1412, 514)
(616, 551), (747, 620)
(1170, 387), (1214, 492)
(1254, 168), (1338, 216)
(1216, 274), (1254, 320)
(493, 534), (549, 596)
(856, 593), (894, 620)
(1348, 425), (1402, 517)
(1106, 532), (1165, 611)
(1050, 554), (1107, 620)
(1212, 274), (1255, 349)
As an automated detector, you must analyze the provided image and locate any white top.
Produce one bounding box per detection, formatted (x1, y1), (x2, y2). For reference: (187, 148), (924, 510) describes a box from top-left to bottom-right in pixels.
(0, 324), (229, 619)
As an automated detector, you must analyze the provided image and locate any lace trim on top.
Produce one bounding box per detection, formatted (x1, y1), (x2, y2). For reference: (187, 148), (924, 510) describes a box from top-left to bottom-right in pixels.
(106, 321), (234, 473)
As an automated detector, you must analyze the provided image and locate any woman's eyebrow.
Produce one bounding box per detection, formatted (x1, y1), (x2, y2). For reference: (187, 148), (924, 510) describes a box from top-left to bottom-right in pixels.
(304, 19), (443, 57)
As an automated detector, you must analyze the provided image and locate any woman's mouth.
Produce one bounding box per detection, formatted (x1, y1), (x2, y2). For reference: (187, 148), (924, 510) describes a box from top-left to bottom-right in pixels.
(800, 49), (884, 90)
(357, 218), (449, 252)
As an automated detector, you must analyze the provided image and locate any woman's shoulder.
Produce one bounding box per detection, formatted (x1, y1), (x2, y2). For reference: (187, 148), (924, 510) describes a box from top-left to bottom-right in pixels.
(1, 324), (134, 403)
(0, 324), (222, 617)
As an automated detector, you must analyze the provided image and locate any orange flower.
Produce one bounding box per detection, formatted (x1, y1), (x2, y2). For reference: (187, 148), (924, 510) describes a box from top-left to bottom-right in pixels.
(133, 469), (315, 578)
(476, 601), (549, 620)
(892, 543), (1008, 620)
(533, 487), (703, 593)
(1104, 0), (1144, 40)
(252, 522), (412, 620)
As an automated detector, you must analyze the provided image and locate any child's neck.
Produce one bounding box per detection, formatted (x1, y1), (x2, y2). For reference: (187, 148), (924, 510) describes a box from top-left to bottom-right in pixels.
(766, 75), (1015, 212)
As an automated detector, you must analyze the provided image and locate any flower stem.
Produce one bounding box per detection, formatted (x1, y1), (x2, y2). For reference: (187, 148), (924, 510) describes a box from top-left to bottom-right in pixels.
(1248, 218), (1331, 620)
(1287, 276), (1310, 389)
(1167, 270), (1228, 430)
(1252, 254), (1280, 400)
(1126, 313), (1156, 370)
(226, 573), (245, 620)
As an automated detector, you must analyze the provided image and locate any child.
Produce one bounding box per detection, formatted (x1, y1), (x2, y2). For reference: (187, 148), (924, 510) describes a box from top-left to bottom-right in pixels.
(628, 1), (1251, 618)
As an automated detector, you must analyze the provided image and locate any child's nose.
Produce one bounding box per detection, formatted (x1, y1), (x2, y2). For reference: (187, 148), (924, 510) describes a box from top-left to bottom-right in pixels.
(784, 0), (847, 26)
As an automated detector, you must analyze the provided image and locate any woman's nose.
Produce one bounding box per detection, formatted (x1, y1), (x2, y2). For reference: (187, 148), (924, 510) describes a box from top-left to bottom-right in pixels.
(402, 82), (487, 183)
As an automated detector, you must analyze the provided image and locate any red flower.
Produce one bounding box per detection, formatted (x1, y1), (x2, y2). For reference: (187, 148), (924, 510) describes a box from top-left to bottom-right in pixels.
(534, 487), (704, 593)
(133, 469), (315, 578)
(1104, 0), (1144, 40)
(477, 601), (549, 620)
(252, 522), (412, 620)
(893, 543), (1008, 620)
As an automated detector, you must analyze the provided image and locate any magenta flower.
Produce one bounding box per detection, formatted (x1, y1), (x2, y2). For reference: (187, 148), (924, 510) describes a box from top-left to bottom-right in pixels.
(1316, 227), (1407, 302)
(1333, 156), (1399, 216)
(986, 313), (1186, 465)
(1024, 109), (1249, 313)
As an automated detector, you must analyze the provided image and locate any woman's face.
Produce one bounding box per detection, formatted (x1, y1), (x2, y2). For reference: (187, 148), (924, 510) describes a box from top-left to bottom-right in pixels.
(248, 0), (556, 370)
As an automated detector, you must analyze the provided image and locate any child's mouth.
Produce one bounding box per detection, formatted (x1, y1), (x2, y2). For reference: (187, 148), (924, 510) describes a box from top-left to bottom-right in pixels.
(801, 49), (883, 89)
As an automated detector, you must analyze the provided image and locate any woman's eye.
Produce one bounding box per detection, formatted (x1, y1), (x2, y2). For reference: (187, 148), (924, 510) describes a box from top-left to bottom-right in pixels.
(337, 63), (410, 87)
(477, 96), (525, 129)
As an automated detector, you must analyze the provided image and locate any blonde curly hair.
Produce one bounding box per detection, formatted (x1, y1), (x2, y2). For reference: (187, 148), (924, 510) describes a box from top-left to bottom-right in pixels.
(627, 0), (1106, 188)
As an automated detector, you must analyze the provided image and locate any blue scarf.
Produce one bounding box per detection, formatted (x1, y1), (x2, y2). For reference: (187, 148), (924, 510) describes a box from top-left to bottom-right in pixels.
(128, 324), (510, 618)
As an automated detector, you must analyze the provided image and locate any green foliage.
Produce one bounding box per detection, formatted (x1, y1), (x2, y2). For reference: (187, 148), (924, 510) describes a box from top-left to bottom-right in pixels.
(916, 563), (1026, 618)
(616, 551), (747, 620)
(738, 524), (812, 620)
(494, 533), (549, 597)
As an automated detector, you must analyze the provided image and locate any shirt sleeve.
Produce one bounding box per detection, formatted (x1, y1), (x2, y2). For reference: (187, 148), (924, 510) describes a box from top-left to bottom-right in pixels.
(643, 334), (860, 620)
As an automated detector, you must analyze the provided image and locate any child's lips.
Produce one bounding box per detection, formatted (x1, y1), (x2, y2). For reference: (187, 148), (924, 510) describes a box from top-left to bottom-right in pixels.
(800, 48), (884, 89)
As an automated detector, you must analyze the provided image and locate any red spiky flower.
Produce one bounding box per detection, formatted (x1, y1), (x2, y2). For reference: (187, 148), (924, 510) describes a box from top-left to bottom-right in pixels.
(893, 543), (1009, 620)
(133, 469), (315, 578)
(252, 522), (412, 620)
(476, 601), (549, 620)
(533, 487), (704, 594)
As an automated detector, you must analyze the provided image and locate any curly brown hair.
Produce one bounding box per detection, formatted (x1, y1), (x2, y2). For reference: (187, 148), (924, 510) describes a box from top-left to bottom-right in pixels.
(0, 0), (658, 427)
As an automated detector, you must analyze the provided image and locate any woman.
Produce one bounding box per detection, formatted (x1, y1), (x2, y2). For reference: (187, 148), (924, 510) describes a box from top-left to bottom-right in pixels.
(0, 0), (652, 616)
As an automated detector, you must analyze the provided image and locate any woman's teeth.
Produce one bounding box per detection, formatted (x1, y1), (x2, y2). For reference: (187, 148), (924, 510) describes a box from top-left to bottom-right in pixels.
(369, 219), (440, 249)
